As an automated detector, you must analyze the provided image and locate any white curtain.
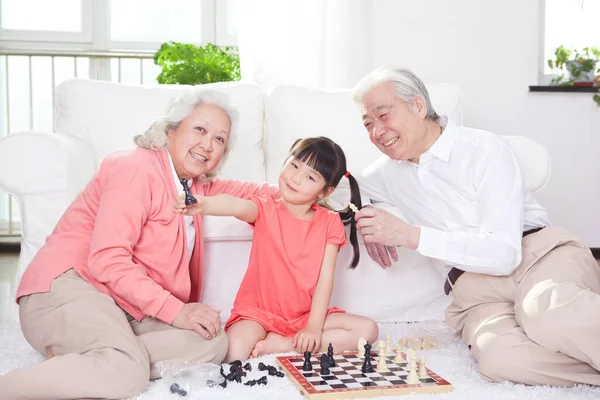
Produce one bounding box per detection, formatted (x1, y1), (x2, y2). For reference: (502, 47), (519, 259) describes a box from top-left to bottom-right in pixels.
(238, 0), (372, 89)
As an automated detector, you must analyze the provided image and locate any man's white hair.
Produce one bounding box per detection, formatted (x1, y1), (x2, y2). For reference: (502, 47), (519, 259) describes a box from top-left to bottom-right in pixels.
(134, 88), (238, 181)
(352, 66), (440, 121)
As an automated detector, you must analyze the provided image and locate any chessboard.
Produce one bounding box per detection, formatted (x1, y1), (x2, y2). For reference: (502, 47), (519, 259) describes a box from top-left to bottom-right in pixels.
(275, 351), (452, 399)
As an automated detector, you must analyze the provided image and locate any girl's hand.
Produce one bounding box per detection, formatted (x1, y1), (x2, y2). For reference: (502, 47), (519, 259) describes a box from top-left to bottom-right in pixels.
(173, 193), (206, 216)
(293, 325), (322, 353)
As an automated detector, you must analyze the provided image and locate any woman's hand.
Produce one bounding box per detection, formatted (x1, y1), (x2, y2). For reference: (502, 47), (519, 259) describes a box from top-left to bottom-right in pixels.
(173, 193), (206, 216)
(171, 302), (222, 339)
(292, 324), (323, 353)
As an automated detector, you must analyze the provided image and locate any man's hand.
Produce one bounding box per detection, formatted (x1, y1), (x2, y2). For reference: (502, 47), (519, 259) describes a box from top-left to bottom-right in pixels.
(364, 242), (398, 269)
(171, 302), (222, 339)
(173, 193), (208, 216)
(292, 324), (322, 353)
(355, 207), (420, 253)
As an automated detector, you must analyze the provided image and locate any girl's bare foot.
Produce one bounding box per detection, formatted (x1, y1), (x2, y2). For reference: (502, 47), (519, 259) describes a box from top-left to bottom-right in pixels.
(251, 333), (293, 357)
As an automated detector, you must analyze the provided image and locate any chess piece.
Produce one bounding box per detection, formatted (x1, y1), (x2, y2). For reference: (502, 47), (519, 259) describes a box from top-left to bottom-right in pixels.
(394, 346), (404, 363)
(398, 337), (408, 348)
(385, 333), (394, 356)
(327, 343), (335, 367)
(358, 337), (367, 357)
(421, 336), (437, 350)
(418, 356), (428, 379)
(180, 177), (197, 206)
(405, 350), (419, 384)
(320, 354), (331, 375)
(361, 343), (373, 373)
(376, 340), (389, 372)
(408, 337), (422, 350)
(302, 351), (313, 371)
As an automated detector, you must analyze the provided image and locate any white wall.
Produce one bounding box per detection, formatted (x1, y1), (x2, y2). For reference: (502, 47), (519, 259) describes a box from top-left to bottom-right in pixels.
(370, 0), (600, 246)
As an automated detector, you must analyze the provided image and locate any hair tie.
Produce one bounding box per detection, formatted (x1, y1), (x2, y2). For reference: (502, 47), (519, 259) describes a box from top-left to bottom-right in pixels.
(344, 171), (350, 178)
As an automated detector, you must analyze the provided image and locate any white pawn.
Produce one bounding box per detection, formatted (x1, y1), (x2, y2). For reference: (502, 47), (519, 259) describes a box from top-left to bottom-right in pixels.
(385, 333), (394, 356)
(394, 346), (404, 363)
(418, 356), (428, 379)
(376, 340), (389, 372)
(405, 352), (419, 384)
(358, 337), (367, 357)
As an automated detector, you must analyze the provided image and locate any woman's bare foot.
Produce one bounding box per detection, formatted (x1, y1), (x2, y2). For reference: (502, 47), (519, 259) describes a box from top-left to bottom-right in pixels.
(251, 333), (293, 358)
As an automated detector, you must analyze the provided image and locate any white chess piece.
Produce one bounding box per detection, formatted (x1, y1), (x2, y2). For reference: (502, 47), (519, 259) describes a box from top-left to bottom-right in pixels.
(358, 337), (367, 357)
(398, 337), (408, 348)
(376, 340), (389, 372)
(394, 346), (404, 363)
(418, 356), (428, 379)
(385, 333), (394, 356)
(405, 351), (419, 384)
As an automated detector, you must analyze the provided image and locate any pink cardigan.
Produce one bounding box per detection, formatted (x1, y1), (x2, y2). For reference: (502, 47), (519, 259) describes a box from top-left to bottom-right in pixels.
(17, 147), (277, 324)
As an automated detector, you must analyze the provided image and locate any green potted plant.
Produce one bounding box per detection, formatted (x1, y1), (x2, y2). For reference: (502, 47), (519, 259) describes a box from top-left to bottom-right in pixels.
(548, 45), (600, 106)
(153, 41), (240, 85)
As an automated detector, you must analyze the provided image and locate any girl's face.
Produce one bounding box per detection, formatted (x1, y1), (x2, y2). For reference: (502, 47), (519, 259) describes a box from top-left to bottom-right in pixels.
(279, 156), (331, 205)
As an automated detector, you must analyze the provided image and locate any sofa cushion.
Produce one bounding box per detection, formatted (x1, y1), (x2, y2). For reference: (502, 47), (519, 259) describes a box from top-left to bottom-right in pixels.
(54, 79), (267, 184)
(263, 84), (462, 183)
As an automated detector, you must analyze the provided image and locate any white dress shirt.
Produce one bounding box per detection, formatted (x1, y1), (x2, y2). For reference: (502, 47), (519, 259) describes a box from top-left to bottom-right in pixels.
(168, 152), (195, 257)
(357, 117), (550, 277)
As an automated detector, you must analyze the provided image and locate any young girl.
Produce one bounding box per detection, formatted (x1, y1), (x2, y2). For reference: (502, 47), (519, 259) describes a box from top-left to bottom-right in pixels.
(174, 137), (379, 361)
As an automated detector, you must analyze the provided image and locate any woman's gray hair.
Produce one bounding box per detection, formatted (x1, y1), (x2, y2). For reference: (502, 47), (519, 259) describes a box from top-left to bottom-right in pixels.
(134, 88), (238, 182)
(352, 66), (439, 121)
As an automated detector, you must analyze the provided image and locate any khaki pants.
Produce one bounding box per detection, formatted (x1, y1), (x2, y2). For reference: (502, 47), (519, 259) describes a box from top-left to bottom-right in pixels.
(0, 269), (228, 400)
(446, 226), (600, 386)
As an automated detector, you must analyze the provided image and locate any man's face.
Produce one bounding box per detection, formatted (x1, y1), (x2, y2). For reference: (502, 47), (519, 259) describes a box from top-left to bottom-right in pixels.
(361, 82), (427, 162)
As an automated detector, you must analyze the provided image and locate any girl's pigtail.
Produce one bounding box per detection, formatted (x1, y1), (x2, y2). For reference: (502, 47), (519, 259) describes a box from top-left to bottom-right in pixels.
(338, 173), (362, 269)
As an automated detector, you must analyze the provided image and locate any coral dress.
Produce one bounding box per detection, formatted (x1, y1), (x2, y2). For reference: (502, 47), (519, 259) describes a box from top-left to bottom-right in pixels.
(225, 195), (347, 336)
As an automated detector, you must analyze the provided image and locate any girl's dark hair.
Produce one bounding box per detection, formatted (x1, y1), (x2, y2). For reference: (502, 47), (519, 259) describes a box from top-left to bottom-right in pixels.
(288, 137), (362, 269)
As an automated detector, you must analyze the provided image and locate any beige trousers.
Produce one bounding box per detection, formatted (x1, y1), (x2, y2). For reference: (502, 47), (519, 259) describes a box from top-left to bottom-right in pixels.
(446, 226), (600, 386)
(0, 269), (228, 400)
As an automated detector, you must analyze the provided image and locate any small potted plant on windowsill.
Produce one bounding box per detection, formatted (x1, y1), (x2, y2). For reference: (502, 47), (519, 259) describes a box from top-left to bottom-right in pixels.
(548, 45), (599, 87)
(548, 45), (600, 106)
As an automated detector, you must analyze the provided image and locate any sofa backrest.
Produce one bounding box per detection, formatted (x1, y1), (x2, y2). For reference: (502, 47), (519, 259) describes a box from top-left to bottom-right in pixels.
(54, 79), (267, 183)
(263, 84), (463, 184)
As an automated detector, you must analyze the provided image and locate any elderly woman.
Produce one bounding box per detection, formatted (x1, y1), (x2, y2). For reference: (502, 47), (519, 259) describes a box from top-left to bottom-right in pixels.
(0, 89), (277, 400)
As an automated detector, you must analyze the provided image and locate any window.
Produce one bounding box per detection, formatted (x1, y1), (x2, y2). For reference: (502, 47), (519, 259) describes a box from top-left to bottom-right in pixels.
(541, 0), (600, 83)
(0, 0), (240, 236)
(0, 0), (238, 50)
(0, 0), (93, 43)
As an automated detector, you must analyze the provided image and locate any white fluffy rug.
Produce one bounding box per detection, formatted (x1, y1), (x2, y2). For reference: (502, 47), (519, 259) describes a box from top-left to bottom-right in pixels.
(2, 321), (600, 400)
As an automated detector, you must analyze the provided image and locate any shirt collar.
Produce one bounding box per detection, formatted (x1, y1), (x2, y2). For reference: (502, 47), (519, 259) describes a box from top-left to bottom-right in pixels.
(423, 115), (456, 163)
(166, 150), (191, 194)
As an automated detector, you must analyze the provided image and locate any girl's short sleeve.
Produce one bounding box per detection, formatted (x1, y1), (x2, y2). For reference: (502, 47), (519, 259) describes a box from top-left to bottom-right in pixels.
(326, 213), (347, 248)
(247, 195), (275, 227)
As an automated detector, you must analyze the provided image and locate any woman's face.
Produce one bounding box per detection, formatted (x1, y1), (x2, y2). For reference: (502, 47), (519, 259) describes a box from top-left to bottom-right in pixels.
(167, 103), (231, 179)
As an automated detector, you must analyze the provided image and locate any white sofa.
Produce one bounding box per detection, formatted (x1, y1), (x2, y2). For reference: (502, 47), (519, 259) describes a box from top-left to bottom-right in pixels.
(0, 79), (551, 323)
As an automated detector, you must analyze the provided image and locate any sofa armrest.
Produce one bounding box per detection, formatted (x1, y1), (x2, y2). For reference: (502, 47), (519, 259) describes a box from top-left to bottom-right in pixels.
(0, 131), (96, 199)
(0, 132), (96, 321)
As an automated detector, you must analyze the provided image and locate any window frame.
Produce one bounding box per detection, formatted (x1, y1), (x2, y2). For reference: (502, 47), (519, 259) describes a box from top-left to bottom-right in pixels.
(0, 0), (94, 44)
(0, 0), (232, 52)
(539, 0), (600, 85)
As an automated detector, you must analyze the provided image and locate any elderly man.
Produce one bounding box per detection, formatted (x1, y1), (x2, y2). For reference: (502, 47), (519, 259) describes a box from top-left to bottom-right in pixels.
(352, 66), (600, 386)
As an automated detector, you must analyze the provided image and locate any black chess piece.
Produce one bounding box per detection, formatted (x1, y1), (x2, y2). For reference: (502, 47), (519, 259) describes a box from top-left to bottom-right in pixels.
(302, 351), (313, 371)
(320, 354), (331, 375)
(257, 376), (268, 385)
(361, 342), (373, 373)
(258, 362), (267, 371)
(327, 343), (335, 367)
(169, 383), (187, 396)
(180, 177), (197, 206)
(243, 362), (252, 371)
(244, 379), (257, 387)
